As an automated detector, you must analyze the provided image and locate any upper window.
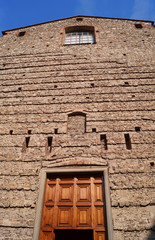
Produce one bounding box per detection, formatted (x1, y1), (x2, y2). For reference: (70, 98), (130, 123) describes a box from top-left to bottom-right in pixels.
(64, 26), (95, 45)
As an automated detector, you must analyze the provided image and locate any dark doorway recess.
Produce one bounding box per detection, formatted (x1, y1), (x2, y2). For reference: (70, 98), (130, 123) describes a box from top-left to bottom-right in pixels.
(54, 229), (93, 240)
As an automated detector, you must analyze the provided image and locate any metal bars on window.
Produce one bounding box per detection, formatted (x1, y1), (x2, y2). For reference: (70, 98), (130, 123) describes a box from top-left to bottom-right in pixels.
(65, 31), (94, 45)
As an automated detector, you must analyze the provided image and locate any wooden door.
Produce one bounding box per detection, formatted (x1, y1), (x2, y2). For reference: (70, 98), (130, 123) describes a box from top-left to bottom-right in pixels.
(40, 174), (106, 240)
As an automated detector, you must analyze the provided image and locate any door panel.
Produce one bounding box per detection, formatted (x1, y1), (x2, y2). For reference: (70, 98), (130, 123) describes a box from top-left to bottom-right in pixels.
(59, 184), (73, 203)
(45, 184), (55, 205)
(57, 207), (73, 227)
(77, 207), (91, 227)
(95, 231), (105, 240)
(40, 174), (106, 240)
(40, 231), (55, 240)
(94, 184), (103, 204)
(41, 206), (53, 228)
(77, 184), (91, 203)
(95, 207), (104, 226)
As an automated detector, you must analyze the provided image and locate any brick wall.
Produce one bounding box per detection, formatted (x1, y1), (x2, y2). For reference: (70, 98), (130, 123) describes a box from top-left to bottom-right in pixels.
(0, 16), (155, 239)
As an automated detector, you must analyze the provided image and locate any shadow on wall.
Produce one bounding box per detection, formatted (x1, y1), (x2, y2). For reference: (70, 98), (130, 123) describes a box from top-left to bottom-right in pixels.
(148, 223), (155, 240)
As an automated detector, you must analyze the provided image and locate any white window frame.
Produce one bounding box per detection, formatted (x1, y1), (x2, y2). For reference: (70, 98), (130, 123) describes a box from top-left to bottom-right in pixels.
(65, 31), (95, 45)
(64, 26), (96, 45)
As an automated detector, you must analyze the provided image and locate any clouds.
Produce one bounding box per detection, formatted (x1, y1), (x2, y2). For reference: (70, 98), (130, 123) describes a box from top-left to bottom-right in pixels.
(75, 0), (95, 15)
(131, 0), (155, 20)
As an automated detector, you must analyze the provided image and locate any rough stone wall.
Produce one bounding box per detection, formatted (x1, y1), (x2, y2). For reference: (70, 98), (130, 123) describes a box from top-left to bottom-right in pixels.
(0, 16), (155, 239)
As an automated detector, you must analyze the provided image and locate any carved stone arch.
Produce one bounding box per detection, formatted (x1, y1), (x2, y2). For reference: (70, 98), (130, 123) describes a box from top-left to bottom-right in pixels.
(67, 112), (86, 135)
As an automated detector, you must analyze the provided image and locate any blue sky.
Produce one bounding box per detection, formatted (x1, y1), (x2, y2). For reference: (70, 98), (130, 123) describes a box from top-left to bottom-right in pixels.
(0, 0), (155, 33)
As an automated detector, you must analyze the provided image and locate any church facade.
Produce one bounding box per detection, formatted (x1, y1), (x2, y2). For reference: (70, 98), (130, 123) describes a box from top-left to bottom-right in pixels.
(0, 16), (155, 240)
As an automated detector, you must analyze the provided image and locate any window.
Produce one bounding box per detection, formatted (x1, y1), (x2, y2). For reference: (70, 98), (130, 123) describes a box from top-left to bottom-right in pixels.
(65, 31), (94, 45)
(64, 26), (95, 45)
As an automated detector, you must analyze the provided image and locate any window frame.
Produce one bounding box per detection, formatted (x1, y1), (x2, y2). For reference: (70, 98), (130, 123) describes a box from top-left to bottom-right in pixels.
(63, 26), (96, 46)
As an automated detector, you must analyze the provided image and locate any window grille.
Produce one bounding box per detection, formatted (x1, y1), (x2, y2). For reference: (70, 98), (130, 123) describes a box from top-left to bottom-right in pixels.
(65, 31), (94, 45)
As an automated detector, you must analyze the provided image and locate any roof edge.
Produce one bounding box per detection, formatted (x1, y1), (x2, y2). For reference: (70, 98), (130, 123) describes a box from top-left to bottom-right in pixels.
(2, 15), (155, 35)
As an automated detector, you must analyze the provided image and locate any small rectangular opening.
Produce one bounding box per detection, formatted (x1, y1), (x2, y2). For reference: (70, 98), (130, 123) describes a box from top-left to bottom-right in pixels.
(124, 81), (129, 86)
(100, 134), (108, 150)
(135, 23), (143, 29)
(150, 162), (154, 167)
(76, 17), (83, 22)
(54, 128), (58, 134)
(17, 31), (26, 37)
(135, 127), (141, 132)
(54, 229), (93, 240)
(92, 128), (96, 132)
(124, 134), (132, 149)
(22, 136), (30, 153)
(47, 136), (53, 152)
(25, 137), (30, 148)
(10, 130), (13, 135)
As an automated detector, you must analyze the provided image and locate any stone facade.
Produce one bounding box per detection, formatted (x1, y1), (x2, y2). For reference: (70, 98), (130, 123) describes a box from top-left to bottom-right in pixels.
(0, 16), (155, 239)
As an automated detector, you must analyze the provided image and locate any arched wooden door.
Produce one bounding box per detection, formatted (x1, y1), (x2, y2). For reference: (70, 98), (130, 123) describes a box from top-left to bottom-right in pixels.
(40, 173), (106, 240)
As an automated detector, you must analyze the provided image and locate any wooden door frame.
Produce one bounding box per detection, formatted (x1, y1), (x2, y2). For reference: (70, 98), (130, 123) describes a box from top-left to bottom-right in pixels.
(33, 167), (114, 240)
